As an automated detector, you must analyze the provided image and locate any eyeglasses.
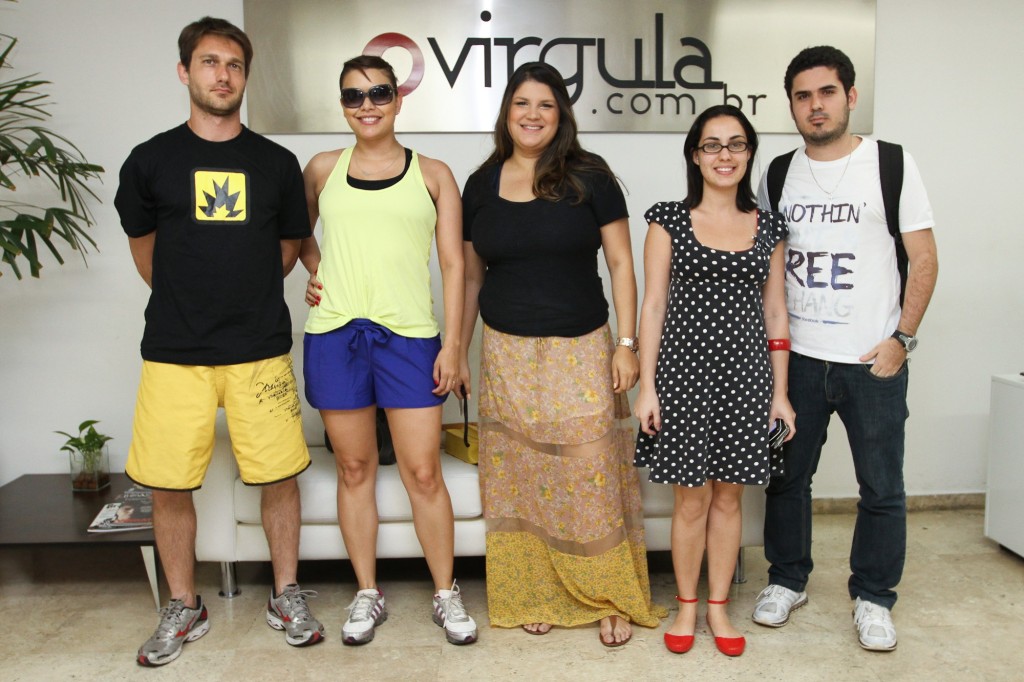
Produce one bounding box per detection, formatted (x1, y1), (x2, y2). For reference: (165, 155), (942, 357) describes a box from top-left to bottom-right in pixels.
(340, 84), (395, 109)
(698, 141), (749, 154)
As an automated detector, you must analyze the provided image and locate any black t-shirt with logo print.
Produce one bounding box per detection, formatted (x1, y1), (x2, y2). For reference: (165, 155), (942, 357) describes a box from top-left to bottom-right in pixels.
(115, 124), (310, 365)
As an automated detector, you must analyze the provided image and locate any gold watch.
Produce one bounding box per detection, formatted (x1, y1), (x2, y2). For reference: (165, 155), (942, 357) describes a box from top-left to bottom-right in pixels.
(616, 337), (639, 353)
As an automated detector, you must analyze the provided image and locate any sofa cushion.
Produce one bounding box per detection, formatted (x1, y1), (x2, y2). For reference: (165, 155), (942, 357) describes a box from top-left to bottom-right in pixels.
(234, 448), (483, 524)
(637, 468), (676, 516)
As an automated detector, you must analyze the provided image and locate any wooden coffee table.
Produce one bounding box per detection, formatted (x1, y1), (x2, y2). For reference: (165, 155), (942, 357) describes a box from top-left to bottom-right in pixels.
(0, 473), (160, 609)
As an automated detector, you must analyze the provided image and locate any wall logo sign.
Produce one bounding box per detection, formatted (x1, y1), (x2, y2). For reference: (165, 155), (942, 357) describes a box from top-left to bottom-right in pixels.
(363, 32), (425, 96)
(244, 0), (875, 134)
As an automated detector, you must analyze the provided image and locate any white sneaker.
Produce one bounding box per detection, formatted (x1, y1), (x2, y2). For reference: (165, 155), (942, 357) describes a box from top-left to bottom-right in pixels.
(433, 581), (477, 645)
(853, 597), (897, 651)
(342, 588), (387, 645)
(752, 584), (808, 627)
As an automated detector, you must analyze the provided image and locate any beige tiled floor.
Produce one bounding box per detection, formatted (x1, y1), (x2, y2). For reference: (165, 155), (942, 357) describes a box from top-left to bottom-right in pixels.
(2, 509), (1022, 681)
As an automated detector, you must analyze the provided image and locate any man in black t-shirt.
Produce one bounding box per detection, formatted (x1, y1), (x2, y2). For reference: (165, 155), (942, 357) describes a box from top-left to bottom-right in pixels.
(114, 17), (323, 666)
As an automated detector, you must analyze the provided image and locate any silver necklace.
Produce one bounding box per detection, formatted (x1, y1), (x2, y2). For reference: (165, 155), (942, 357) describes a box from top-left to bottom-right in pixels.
(351, 148), (402, 178)
(806, 139), (853, 201)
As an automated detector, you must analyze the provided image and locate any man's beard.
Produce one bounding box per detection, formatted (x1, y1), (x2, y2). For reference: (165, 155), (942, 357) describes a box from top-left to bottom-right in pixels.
(803, 107), (850, 146)
(189, 83), (244, 117)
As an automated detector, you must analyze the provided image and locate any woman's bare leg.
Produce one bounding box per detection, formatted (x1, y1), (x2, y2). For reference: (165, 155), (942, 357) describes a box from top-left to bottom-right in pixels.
(706, 481), (744, 638)
(669, 484), (712, 636)
(386, 405), (455, 592)
(324, 406), (379, 589)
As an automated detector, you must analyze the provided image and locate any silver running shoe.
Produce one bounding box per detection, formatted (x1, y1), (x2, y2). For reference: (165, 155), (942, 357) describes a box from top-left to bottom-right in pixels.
(137, 596), (210, 667)
(266, 584), (325, 646)
(433, 581), (477, 645)
(342, 588), (387, 645)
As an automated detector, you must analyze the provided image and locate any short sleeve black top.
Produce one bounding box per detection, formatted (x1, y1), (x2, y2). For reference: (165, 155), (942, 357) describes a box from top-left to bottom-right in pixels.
(462, 161), (628, 337)
(115, 124), (310, 365)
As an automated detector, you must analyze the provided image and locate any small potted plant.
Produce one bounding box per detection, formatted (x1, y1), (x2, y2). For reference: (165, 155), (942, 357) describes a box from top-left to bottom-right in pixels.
(56, 420), (112, 492)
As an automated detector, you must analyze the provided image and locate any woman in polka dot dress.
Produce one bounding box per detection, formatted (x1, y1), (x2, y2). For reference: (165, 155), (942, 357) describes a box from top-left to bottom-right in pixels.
(634, 105), (796, 657)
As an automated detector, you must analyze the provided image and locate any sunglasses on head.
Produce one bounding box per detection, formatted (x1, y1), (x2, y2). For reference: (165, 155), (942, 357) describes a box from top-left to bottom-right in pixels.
(340, 84), (396, 108)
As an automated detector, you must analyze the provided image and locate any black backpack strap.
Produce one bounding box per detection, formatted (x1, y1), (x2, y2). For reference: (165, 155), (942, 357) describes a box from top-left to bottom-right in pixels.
(766, 150), (797, 212)
(877, 140), (907, 304)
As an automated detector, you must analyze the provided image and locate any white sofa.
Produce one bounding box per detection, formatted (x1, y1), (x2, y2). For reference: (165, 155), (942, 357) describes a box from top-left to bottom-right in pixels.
(193, 336), (765, 596)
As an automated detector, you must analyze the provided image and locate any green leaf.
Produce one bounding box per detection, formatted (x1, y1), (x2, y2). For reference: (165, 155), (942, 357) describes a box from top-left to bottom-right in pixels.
(22, 228), (40, 277)
(55, 420), (112, 454)
(0, 229), (21, 256)
(2, 253), (22, 278)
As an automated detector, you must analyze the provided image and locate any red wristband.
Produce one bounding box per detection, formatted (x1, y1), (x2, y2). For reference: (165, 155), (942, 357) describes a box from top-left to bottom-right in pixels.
(768, 338), (791, 352)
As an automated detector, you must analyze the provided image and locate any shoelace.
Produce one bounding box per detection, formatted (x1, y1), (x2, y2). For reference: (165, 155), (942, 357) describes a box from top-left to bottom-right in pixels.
(346, 592), (379, 622)
(439, 581), (468, 622)
(280, 587), (317, 623)
(154, 600), (190, 641)
(856, 602), (889, 625)
(758, 585), (786, 601)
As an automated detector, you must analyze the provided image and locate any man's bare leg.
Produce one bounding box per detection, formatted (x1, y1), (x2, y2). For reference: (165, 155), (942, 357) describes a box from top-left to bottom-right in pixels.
(152, 490), (198, 607)
(261, 477), (301, 593)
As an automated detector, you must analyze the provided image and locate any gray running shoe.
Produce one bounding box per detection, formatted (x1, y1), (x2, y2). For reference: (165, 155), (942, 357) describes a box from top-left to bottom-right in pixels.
(342, 588), (387, 645)
(266, 584), (325, 646)
(433, 581), (477, 645)
(137, 596), (210, 667)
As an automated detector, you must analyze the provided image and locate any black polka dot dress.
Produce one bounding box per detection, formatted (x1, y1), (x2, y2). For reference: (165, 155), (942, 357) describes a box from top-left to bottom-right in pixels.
(635, 203), (787, 487)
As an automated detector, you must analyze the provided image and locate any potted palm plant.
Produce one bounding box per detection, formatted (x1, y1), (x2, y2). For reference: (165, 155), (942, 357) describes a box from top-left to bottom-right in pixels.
(0, 32), (104, 279)
(56, 419), (112, 491)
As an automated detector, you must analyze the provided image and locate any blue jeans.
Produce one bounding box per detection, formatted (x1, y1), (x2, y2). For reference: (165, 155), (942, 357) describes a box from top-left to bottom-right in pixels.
(764, 352), (908, 609)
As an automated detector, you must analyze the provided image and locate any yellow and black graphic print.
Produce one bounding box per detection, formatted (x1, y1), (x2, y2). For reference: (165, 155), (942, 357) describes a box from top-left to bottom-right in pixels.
(192, 169), (249, 224)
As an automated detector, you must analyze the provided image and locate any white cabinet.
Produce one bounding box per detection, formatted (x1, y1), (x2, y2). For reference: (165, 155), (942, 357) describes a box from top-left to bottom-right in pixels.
(985, 374), (1024, 557)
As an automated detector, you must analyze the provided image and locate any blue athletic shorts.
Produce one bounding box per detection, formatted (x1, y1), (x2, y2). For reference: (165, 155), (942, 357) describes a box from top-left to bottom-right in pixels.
(303, 319), (445, 410)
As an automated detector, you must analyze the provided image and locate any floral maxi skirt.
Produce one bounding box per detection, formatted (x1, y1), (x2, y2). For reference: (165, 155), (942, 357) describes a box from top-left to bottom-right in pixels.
(478, 324), (666, 628)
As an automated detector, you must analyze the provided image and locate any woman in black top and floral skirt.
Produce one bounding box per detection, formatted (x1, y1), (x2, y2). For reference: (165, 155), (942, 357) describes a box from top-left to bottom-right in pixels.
(459, 62), (665, 646)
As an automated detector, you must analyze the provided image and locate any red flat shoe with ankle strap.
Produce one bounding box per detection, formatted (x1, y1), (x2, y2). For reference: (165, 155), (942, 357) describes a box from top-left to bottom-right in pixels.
(707, 598), (745, 656)
(664, 596), (698, 654)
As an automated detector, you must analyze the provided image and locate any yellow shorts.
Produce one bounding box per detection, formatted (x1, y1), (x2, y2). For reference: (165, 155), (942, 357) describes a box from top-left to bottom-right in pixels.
(127, 355), (310, 490)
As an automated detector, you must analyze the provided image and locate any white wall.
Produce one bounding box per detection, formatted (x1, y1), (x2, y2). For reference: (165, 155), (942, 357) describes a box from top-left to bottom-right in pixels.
(1, 0), (1020, 498)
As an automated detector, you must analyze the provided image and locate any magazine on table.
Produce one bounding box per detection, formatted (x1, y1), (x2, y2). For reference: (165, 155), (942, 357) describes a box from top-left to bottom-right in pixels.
(87, 484), (153, 533)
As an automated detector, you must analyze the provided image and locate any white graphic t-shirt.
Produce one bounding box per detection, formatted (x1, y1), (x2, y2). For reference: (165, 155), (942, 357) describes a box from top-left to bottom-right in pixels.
(757, 138), (933, 364)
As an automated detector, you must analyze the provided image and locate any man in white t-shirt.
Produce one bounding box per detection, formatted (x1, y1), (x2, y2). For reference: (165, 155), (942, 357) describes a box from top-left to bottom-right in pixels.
(751, 46), (938, 652)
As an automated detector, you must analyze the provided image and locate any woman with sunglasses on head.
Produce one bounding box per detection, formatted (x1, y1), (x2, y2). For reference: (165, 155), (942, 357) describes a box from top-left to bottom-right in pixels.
(298, 55), (476, 647)
(633, 104), (796, 657)
(459, 61), (666, 647)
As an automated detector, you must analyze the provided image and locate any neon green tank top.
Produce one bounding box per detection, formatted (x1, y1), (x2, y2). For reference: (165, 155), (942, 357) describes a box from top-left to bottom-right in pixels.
(304, 148), (439, 337)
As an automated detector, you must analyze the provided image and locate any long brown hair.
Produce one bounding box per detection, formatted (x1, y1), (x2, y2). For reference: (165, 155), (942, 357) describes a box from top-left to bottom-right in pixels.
(482, 62), (617, 204)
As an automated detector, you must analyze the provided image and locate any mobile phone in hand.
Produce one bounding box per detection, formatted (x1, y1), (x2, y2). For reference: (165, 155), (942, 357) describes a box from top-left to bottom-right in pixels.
(769, 419), (790, 450)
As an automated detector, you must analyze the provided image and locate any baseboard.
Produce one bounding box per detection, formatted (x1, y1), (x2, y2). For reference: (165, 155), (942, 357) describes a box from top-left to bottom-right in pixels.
(812, 493), (985, 514)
